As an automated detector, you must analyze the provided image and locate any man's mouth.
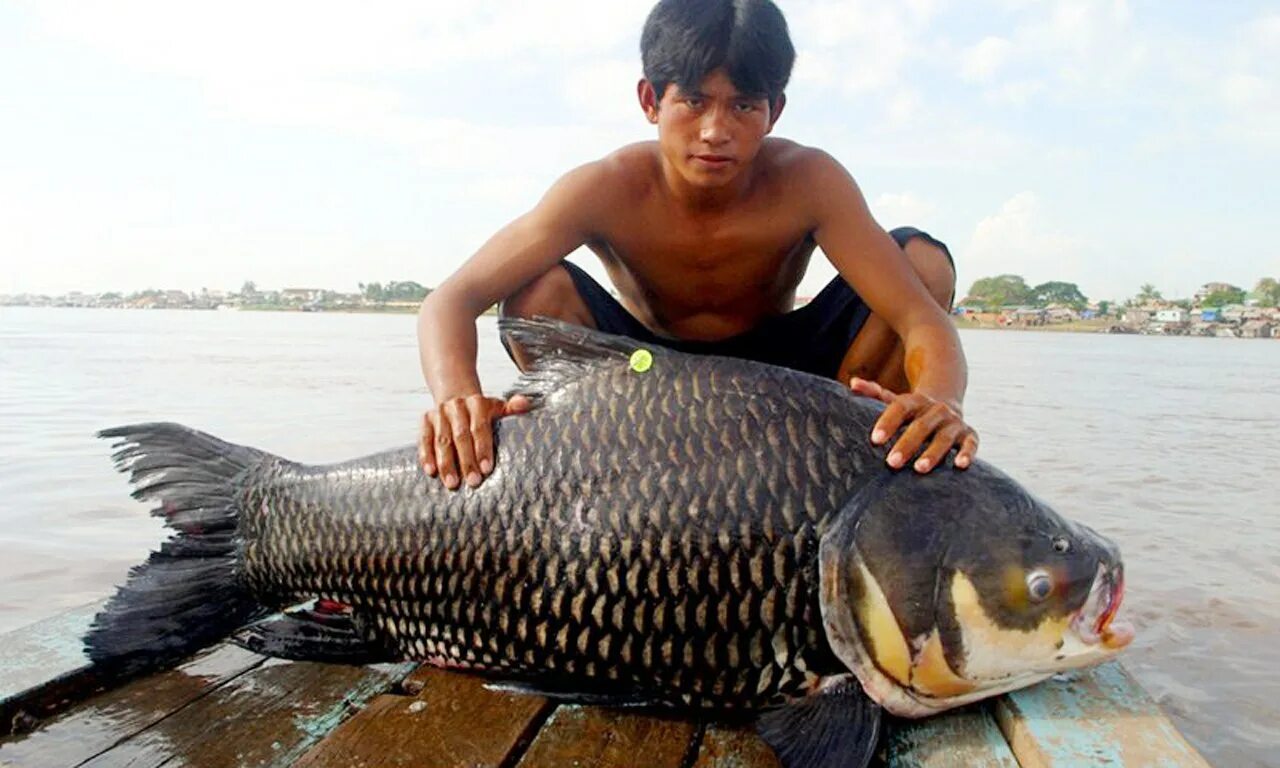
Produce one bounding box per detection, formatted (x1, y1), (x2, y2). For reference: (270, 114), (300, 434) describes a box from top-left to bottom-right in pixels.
(692, 154), (733, 165)
(1071, 565), (1135, 650)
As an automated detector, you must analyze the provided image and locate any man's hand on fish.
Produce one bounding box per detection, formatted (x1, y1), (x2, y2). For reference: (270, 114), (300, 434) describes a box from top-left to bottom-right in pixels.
(849, 377), (979, 473)
(419, 393), (532, 489)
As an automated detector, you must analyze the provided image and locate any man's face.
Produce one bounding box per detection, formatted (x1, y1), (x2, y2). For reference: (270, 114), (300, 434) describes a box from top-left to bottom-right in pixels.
(640, 69), (780, 189)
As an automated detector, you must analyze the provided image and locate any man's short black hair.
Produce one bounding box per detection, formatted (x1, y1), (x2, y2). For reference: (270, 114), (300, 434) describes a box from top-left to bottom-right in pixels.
(641, 0), (795, 106)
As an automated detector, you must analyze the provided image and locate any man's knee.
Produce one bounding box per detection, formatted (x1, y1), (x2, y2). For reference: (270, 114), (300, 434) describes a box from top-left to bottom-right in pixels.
(902, 236), (956, 309)
(500, 265), (578, 320)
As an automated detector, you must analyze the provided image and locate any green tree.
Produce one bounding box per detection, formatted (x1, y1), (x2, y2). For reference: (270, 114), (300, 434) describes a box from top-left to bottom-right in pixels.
(1201, 286), (1246, 307)
(385, 281), (430, 301)
(1135, 283), (1163, 304)
(1253, 277), (1280, 307)
(963, 274), (1033, 310)
(1031, 281), (1088, 309)
(1097, 300), (1112, 316)
(360, 282), (386, 302)
(240, 280), (257, 297)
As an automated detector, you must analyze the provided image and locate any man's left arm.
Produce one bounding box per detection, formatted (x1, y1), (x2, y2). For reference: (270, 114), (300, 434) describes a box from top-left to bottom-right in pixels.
(805, 152), (978, 472)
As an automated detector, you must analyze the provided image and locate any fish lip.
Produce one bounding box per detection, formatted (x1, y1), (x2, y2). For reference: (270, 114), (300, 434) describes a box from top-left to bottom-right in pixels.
(1071, 564), (1132, 649)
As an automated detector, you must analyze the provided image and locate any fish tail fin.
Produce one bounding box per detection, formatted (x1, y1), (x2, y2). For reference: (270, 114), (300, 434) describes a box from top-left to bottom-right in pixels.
(86, 422), (272, 673)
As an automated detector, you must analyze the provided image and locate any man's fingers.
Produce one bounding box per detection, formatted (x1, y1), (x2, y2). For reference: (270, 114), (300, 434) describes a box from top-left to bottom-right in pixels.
(850, 377), (896, 405)
(505, 394), (533, 415)
(913, 422), (965, 473)
(419, 412), (437, 476)
(432, 410), (460, 490)
(887, 401), (950, 469)
(444, 399), (482, 488)
(467, 394), (496, 477)
(871, 396), (916, 447)
(955, 431), (980, 469)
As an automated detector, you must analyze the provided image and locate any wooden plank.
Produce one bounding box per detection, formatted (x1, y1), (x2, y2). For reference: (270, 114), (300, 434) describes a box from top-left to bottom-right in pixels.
(77, 658), (414, 768)
(995, 662), (1209, 767)
(295, 666), (552, 768)
(691, 708), (1017, 768)
(0, 644), (263, 767)
(883, 707), (1019, 768)
(516, 706), (699, 768)
(690, 722), (780, 768)
(0, 603), (102, 736)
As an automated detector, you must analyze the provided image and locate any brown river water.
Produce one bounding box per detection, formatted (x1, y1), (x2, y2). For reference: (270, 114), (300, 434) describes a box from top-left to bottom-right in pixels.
(0, 307), (1276, 766)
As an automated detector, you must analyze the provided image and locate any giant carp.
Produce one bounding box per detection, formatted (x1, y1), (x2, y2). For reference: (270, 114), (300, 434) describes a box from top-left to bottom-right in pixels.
(87, 319), (1133, 768)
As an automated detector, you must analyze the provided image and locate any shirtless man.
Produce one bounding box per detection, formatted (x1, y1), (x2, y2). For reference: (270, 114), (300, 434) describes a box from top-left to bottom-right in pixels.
(416, 0), (977, 490)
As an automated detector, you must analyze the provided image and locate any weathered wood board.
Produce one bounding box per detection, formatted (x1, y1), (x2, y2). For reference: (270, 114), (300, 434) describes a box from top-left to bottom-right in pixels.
(294, 666), (552, 768)
(0, 607), (1208, 768)
(0, 645), (262, 767)
(882, 707), (1020, 768)
(74, 658), (413, 768)
(691, 722), (781, 768)
(516, 704), (700, 768)
(0, 604), (101, 736)
(996, 662), (1210, 767)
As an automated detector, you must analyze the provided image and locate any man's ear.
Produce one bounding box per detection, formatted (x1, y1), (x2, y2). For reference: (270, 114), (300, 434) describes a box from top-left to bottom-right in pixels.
(767, 93), (787, 132)
(638, 78), (660, 124)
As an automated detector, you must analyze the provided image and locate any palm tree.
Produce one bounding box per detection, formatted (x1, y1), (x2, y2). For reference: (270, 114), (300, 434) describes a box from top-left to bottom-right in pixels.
(1135, 283), (1163, 304)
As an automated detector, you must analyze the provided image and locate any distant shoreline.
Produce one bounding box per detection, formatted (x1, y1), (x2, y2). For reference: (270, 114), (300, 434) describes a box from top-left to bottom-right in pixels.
(8, 304), (1275, 339)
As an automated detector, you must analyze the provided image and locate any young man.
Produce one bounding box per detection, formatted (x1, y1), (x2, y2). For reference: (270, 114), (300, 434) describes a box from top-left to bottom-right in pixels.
(417, 0), (977, 491)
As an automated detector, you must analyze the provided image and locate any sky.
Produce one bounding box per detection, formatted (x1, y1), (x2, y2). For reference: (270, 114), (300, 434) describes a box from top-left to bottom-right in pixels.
(2, 0), (1277, 303)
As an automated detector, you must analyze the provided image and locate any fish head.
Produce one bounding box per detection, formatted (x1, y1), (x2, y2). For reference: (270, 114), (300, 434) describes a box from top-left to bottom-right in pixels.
(819, 463), (1133, 718)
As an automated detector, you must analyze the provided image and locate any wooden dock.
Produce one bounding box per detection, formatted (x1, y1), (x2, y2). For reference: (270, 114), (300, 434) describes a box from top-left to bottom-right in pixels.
(0, 604), (1209, 768)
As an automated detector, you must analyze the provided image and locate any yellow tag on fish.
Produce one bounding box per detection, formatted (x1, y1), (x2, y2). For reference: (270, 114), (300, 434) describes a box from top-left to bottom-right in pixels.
(629, 348), (653, 373)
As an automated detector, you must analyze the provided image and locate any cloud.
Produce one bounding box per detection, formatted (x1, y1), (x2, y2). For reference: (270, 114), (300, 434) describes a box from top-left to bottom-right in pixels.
(562, 59), (644, 126)
(32, 1), (652, 80)
(1215, 13), (1280, 145)
(961, 191), (1087, 295)
(871, 192), (938, 228)
(961, 37), (1014, 83)
(789, 0), (941, 95)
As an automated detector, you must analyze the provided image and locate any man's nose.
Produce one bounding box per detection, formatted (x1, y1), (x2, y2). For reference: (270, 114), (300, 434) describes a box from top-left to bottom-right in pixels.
(699, 109), (731, 145)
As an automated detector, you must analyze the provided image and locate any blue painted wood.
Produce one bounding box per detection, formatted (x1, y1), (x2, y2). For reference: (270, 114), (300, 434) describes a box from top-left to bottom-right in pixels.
(996, 662), (1208, 767)
(0, 602), (106, 736)
(0, 602), (98, 707)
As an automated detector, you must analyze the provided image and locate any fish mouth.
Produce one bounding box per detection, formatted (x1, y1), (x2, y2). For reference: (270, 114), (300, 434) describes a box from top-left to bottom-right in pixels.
(1070, 564), (1134, 650)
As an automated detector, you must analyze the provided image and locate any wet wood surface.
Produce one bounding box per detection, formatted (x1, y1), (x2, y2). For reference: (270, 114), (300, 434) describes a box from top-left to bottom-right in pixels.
(1, 609), (1207, 768)
(690, 722), (781, 768)
(0, 645), (263, 767)
(294, 666), (552, 768)
(515, 705), (699, 768)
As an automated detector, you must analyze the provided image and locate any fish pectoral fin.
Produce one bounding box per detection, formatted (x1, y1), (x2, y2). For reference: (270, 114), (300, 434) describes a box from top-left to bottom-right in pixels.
(233, 603), (396, 664)
(755, 677), (883, 768)
(484, 679), (657, 708)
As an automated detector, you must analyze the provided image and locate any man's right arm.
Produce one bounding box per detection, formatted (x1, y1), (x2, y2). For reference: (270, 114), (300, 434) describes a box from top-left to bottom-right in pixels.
(416, 162), (610, 489)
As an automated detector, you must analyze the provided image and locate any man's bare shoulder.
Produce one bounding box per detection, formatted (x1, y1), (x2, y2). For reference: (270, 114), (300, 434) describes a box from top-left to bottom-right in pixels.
(597, 142), (662, 194)
(759, 138), (849, 184)
(548, 142), (658, 211)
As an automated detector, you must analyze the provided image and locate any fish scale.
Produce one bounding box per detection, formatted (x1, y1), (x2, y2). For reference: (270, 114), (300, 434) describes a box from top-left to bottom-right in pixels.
(232, 345), (874, 708)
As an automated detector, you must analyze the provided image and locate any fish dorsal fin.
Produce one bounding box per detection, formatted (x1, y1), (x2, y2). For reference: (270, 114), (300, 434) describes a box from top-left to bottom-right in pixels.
(499, 317), (652, 401)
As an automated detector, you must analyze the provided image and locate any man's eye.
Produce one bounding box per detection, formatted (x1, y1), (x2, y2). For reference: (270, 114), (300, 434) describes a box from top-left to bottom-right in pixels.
(735, 102), (755, 112)
(685, 98), (704, 109)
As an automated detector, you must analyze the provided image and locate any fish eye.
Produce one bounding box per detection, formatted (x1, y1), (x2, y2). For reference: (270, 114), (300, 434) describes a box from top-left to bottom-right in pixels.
(1052, 537), (1070, 554)
(1027, 571), (1053, 602)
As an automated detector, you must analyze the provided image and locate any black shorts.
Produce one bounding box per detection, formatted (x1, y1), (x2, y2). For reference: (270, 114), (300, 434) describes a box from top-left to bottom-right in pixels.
(527, 226), (951, 380)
